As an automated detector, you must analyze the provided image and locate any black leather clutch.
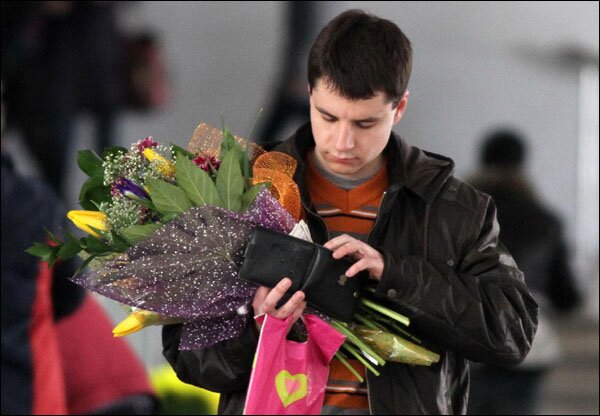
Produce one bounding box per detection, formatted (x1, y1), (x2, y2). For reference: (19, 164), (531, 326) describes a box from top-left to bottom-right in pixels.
(238, 227), (363, 322)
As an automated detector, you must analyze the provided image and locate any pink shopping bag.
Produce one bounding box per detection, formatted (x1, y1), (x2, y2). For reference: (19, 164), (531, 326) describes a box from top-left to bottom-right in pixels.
(244, 314), (345, 415)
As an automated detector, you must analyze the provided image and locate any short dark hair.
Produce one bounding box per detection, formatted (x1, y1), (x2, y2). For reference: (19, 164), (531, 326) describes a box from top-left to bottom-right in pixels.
(481, 128), (527, 168)
(308, 9), (412, 104)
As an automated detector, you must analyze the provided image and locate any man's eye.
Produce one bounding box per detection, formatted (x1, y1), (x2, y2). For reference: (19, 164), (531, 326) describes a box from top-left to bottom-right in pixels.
(357, 123), (376, 129)
(323, 117), (336, 123)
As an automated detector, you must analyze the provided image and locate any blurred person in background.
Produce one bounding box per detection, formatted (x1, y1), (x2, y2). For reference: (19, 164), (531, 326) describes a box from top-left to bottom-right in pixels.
(1, 82), (158, 415)
(2, 137), (84, 415)
(55, 293), (160, 415)
(467, 128), (582, 415)
(1, 1), (124, 198)
(256, 1), (323, 145)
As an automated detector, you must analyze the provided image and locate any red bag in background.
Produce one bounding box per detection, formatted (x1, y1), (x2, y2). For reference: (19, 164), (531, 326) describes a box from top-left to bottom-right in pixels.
(244, 314), (345, 415)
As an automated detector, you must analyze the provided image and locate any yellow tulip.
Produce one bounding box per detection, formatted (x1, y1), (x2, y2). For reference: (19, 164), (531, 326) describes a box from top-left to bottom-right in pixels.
(112, 309), (182, 337)
(143, 148), (175, 177)
(67, 210), (107, 238)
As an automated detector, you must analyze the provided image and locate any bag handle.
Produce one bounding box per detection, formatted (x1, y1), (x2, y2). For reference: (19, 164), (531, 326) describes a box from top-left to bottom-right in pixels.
(255, 314), (345, 362)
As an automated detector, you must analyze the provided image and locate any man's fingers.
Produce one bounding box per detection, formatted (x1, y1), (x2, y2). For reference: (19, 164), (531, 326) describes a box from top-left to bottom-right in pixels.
(252, 286), (270, 313)
(274, 290), (305, 318)
(346, 257), (384, 280)
(346, 258), (370, 277)
(323, 234), (354, 251)
(289, 301), (307, 325)
(332, 241), (365, 259)
(253, 286), (270, 302)
(261, 278), (292, 312)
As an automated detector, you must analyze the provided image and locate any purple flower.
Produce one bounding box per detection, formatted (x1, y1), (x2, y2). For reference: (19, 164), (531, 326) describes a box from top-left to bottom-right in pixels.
(113, 177), (149, 200)
(136, 137), (158, 153)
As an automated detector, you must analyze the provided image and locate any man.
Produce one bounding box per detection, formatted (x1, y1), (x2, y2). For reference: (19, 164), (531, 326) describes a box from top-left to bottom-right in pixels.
(467, 129), (580, 415)
(163, 10), (538, 414)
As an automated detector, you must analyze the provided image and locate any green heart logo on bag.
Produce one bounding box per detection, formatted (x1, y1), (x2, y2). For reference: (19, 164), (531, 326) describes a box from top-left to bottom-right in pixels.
(244, 315), (345, 414)
(275, 370), (308, 407)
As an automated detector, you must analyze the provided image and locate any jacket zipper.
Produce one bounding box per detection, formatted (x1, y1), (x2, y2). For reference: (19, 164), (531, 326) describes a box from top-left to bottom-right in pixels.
(301, 200), (330, 241)
(366, 191), (388, 245)
(364, 189), (390, 416)
(305, 192), (379, 414)
(305, 187), (391, 415)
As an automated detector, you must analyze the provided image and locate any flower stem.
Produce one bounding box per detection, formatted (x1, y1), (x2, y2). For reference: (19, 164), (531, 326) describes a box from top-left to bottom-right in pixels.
(334, 351), (364, 383)
(359, 298), (410, 326)
(354, 312), (387, 331)
(341, 343), (380, 377)
(245, 107), (263, 143)
(332, 321), (385, 366)
(358, 306), (422, 344)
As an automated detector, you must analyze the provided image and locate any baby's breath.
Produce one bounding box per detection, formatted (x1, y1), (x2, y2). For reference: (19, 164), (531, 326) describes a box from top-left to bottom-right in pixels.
(104, 197), (144, 232)
(103, 144), (173, 186)
(102, 151), (128, 186)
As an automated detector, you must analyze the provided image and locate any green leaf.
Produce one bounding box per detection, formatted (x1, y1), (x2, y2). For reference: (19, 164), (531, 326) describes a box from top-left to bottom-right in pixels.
(126, 193), (157, 211)
(81, 236), (113, 255)
(110, 232), (132, 252)
(170, 144), (195, 160)
(77, 150), (104, 177)
(230, 144), (248, 181)
(215, 151), (244, 211)
(119, 223), (163, 245)
(79, 176), (111, 210)
(26, 242), (55, 259)
(26, 242), (60, 266)
(57, 239), (84, 260)
(218, 127), (251, 184)
(241, 183), (267, 211)
(146, 178), (193, 214)
(43, 227), (64, 245)
(241, 147), (251, 187)
(161, 212), (180, 223)
(220, 128), (236, 155)
(175, 153), (222, 207)
(73, 253), (99, 277)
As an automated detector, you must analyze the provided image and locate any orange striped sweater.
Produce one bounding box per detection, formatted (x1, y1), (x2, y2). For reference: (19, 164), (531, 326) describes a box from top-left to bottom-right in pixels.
(306, 152), (388, 414)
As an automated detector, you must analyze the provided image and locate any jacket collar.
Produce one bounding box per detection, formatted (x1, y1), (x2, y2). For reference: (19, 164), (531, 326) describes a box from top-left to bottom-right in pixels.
(274, 122), (455, 203)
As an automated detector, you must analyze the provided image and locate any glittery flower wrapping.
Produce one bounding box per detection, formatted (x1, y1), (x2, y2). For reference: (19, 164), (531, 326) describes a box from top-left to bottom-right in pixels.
(234, 187), (297, 234)
(72, 188), (297, 349)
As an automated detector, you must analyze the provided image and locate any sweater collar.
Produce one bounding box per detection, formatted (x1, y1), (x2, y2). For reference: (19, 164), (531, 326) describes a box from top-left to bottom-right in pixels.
(274, 122), (455, 203)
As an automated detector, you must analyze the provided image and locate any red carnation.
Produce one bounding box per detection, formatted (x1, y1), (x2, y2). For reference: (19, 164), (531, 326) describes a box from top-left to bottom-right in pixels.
(136, 136), (159, 153)
(193, 154), (221, 173)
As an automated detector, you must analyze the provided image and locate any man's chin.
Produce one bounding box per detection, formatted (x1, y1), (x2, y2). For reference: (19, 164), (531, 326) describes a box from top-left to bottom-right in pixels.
(327, 164), (361, 180)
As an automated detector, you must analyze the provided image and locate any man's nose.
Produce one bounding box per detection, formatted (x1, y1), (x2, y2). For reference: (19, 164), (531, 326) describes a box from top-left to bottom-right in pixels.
(333, 123), (355, 151)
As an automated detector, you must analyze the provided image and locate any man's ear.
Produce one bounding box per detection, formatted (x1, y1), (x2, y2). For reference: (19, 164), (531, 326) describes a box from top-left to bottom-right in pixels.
(392, 90), (409, 125)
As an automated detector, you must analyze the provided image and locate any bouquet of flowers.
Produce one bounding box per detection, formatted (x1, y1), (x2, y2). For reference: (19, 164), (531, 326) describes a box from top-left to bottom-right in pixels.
(27, 121), (439, 380)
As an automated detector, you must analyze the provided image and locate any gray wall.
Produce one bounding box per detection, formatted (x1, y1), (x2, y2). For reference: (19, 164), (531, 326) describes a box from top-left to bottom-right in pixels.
(62, 1), (598, 367)
(108, 1), (599, 243)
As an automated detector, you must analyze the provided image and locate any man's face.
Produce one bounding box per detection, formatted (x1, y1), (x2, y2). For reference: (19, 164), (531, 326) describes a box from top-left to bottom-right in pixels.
(309, 79), (408, 181)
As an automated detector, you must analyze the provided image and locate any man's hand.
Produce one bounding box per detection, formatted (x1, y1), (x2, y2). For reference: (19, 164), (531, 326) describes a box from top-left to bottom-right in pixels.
(252, 277), (306, 331)
(324, 234), (385, 281)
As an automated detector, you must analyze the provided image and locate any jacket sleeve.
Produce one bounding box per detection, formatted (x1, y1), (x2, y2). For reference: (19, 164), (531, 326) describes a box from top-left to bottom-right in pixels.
(546, 222), (581, 312)
(375, 195), (538, 366)
(162, 319), (258, 392)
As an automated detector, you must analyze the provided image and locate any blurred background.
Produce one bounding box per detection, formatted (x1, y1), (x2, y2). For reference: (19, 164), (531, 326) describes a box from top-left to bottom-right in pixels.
(2, 1), (598, 414)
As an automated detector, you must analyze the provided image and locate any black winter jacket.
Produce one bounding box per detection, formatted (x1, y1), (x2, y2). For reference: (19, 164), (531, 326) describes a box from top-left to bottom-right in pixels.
(163, 123), (538, 414)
